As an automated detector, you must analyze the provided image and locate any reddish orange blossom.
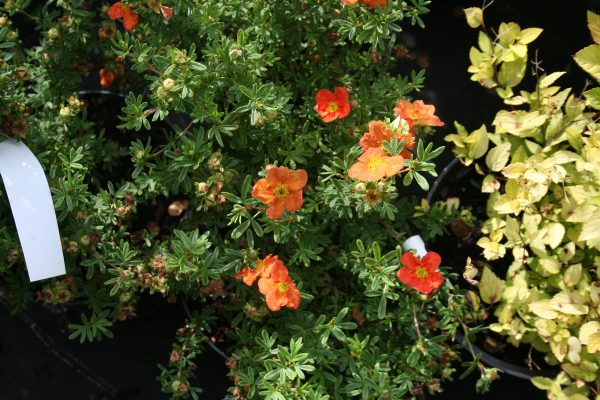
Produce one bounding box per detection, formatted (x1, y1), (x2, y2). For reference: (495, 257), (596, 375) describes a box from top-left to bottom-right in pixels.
(159, 5), (173, 20)
(359, 120), (415, 158)
(314, 87), (351, 123)
(235, 255), (284, 286)
(258, 261), (301, 312)
(348, 148), (404, 182)
(341, 0), (359, 5)
(99, 64), (125, 88)
(252, 167), (308, 219)
(396, 251), (444, 294)
(360, 0), (386, 8)
(394, 100), (444, 127)
(108, 2), (139, 31)
(99, 69), (116, 88)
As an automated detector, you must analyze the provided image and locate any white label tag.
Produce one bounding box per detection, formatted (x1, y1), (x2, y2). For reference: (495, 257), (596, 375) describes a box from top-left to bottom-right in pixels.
(402, 235), (427, 258)
(0, 140), (66, 282)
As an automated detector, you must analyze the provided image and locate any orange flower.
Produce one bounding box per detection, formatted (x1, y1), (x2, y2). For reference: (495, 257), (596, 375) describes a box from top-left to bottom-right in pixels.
(348, 148), (404, 182)
(99, 69), (116, 88)
(396, 251), (444, 294)
(252, 167), (308, 219)
(99, 64), (125, 88)
(258, 262), (301, 311)
(108, 2), (139, 31)
(360, 0), (386, 8)
(314, 87), (351, 123)
(235, 255), (284, 286)
(359, 120), (415, 158)
(341, 0), (359, 5)
(394, 100), (444, 127)
(159, 5), (173, 20)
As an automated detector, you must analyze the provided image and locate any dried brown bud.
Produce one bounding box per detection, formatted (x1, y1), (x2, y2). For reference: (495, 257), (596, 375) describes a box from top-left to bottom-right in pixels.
(168, 200), (187, 217)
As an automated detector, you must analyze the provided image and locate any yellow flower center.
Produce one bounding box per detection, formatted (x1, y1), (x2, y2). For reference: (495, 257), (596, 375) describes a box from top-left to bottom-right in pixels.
(367, 156), (385, 171)
(273, 184), (289, 199)
(415, 266), (429, 279)
(326, 102), (339, 113)
(277, 281), (290, 294)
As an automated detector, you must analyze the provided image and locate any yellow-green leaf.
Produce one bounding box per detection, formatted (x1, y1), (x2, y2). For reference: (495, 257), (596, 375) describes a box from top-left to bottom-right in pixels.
(518, 28), (543, 44)
(544, 222), (565, 249)
(464, 7), (483, 28)
(563, 264), (582, 287)
(539, 71), (566, 88)
(574, 44), (600, 82)
(588, 11), (600, 45)
(479, 266), (505, 304)
(485, 142), (511, 172)
(481, 174), (501, 193)
(549, 292), (589, 315)
(588, 332), (600, 353)
(529, 300), (558, 319)
(579, 215), (600, 244)
(584, 87), (600, 110)
(531, 377), (554, 390)
(579, 321), (600, 345)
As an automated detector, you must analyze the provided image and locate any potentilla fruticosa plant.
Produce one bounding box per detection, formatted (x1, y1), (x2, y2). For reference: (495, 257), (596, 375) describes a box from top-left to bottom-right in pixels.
(445, 7), (600, 399)
(0, 0), (468, 398)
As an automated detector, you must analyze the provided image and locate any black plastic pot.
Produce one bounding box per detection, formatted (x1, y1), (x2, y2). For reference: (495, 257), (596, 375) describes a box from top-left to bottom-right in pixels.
(426, 157), (558, 380)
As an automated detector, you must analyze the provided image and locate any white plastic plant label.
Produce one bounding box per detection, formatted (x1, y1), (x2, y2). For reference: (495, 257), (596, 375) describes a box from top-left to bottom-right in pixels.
(0, 139), (66, 282)
(402, 235), (427, 258)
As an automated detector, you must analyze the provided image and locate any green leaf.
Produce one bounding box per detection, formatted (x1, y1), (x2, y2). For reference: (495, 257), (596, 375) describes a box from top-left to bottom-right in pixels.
(231, 219), (251, 239)
(377, 295), (387, 319)
(413, 172), (429, 190)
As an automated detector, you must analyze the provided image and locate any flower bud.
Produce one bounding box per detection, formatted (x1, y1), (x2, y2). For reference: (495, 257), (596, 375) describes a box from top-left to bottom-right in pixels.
(196, 182), (209, 193)
(59, 106), (71, 117)
(0, 16), (8, 28)
(162, 78), (175, 91)
(207, 152), (222, 170)
(168, 200), (187, 217)
(79, 235), (90, 246)
(47, 27), (59, 40)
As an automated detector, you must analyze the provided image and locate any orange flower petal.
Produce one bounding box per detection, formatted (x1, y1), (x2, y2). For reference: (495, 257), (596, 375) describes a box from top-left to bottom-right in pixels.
(252, 178), (274, 203)
(337, 102), (351, 119)
(421, 251), (441, 271)
(334, 86), (349, 102)
(284, 190), (303, 213)
(400, 252), (420, 269)
(108, 2), (125, 20)
(160, 5), (173, 20)
(266, 201), (285, 219)
(122, 11), (139, 31)
(287, 169), (308, 191)
(315, 89), (335, 106)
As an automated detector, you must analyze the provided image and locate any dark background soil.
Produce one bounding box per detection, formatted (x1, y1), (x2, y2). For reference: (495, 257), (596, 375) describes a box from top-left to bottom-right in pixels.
(0, 1), (593, 399)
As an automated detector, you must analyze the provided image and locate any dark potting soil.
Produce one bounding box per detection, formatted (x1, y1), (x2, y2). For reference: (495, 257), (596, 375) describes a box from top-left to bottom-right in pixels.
(0, 294), (229, 400)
